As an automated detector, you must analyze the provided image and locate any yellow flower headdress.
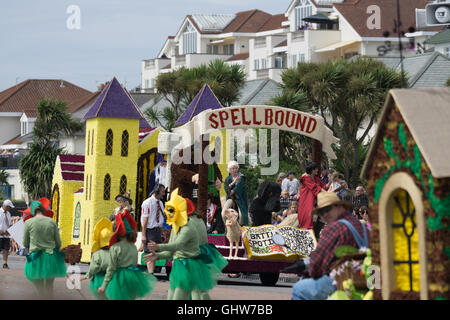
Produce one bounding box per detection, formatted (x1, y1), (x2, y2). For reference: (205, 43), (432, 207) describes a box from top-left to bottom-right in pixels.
(91, 218), (113, 254)
(165, 188), (188, 234)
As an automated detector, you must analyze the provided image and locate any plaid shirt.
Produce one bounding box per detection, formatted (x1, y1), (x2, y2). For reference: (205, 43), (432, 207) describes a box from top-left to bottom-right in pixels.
(308, 211), (367, 279)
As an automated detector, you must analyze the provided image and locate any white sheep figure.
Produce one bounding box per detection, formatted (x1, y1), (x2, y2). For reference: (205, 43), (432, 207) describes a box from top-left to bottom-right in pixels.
(223, 208), (242, 259)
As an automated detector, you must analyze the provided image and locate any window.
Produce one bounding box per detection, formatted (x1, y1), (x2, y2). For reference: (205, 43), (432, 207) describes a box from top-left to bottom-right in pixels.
(105, 129), (113, 155)
(391, 189), (419, 292)
(85, 175), (89, 201)
(223, 44), (234, 55)
(83, 220), (86, 245)
(291, 54), (297, 68)
(295, 0), (313, 30)
(119, 175), (127, 195)
(87, 219), (90, 245)
(121, 130), (129, 157)
(91, 129), (94, 155)
(87, 130), (90, 156)
(445, 47), (450, 58)
(275, 56), (283, 68)
(73, 202), (81, 239)
(104, 174), (111, 200)
(261, 58), (267, 69)
(299, 53), (306, 62)
(183, 24), (197, 54)
(145, 79), (150, 88)
(89, 174), (93, 201)
(254, 59), (260, 70)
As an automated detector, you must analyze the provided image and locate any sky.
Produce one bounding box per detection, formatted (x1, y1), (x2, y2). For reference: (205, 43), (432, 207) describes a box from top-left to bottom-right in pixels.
(0, 0), (290, 93)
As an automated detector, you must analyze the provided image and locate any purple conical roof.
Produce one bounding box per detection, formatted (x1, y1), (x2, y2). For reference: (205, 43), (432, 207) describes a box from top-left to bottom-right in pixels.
(84, 78), (148, 127)
(175, 84), (223, 127)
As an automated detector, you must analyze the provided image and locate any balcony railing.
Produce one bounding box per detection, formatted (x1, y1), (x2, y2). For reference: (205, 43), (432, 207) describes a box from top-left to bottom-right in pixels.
(144, 60), (155, 69)
(256, 69), (269, 78)
(175, 55), (186, 66)
(0, 156), (20, 169)
(292, 30), (305, 42)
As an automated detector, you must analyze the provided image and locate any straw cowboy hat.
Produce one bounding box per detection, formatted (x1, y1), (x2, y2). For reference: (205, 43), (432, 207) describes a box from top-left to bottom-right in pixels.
(91, 218), (113, 253)
(312, 191), (352, 215)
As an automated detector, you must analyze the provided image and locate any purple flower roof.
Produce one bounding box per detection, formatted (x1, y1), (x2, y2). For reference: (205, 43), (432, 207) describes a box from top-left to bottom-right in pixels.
(175, 84), (223, 127)
(84, 77), (149, 128)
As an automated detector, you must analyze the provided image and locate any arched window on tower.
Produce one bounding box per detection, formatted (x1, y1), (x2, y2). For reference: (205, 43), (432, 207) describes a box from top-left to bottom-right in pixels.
(104, 174), (111, 200)
(105, 129), (113, 155)
(121, 130), (129, 157)
(119, 175), (127, 195)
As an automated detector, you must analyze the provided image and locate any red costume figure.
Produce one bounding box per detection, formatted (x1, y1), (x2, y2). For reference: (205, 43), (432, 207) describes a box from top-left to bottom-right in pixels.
(297, 163), (326, 229)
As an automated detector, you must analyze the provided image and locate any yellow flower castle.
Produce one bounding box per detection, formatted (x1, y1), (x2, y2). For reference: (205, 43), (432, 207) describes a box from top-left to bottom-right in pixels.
(51, 78), (164, 262)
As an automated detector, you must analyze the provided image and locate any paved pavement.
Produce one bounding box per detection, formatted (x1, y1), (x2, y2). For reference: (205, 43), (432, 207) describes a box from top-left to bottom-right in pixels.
(0, 255), (295, 300)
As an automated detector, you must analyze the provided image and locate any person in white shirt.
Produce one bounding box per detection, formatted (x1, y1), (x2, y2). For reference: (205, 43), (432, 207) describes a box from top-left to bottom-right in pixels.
(0, 199), (14, 269)
(141, 184), (166, 274)
(281, 171), (301, 199)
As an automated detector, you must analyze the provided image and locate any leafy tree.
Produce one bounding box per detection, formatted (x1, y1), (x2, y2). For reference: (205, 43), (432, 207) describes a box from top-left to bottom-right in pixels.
(446, 77), (450, 87)
(276, 58), (404, 188)
(145, 59), (246, 131)
(0, 169), (9, 186)
(19, 99), (83, 199)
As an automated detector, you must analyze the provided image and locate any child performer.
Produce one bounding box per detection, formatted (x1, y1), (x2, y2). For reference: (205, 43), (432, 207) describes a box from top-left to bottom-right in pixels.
(23, 200), (66, 298)
(81, 218), (113, 299)
(145, 188), (213, 300)
(98, 210), (157, 300)
(187, 199), (228, 300)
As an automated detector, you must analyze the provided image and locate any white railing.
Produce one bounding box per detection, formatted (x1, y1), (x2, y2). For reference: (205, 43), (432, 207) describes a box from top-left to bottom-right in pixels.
(144, 60), (155, 69)
(292, 30), (305, 42)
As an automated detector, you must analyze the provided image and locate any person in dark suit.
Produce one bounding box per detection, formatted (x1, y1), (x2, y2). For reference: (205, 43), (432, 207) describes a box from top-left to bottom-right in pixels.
(206, 193), (224, 234)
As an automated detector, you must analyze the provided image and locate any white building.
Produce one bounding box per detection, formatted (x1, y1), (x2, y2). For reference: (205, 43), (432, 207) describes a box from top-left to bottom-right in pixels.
(0, 79), (95, 200)
(141, 0), (442, 90)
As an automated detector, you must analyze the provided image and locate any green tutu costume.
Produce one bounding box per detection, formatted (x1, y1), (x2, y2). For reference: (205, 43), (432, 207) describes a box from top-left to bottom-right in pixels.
(102, 210), (157, 300)
(190, 214), (227, 286)
(24, 248), (66, 281)
(105, 266), (157, 300)
(89, 272), (106, 298)
(169, 256), (214, 291)
(201, 243), (228, 276)
(88, 219), (113, 299)
(23, 201), (67, 284)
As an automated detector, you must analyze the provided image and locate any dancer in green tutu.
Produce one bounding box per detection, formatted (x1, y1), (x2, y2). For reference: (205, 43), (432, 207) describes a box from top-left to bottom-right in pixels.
(145, 188), (214, 300)
(97, 209), (156, 300)
(188, 200), (228, 300)
(23, 200), (66, 298)
(80, 218), (112, 299)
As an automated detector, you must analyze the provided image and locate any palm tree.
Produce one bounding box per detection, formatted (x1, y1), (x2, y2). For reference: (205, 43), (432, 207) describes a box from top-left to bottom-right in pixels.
(0, 169), (9, 185)
(276, 57), (404, 187)
(145, 59), (246, 131)
(19, 98), (83, 199)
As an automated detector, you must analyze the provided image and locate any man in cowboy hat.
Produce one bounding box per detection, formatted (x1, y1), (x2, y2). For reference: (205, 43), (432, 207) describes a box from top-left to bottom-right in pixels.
(287, 191), (369, 300)
(109, 193), (134, 222)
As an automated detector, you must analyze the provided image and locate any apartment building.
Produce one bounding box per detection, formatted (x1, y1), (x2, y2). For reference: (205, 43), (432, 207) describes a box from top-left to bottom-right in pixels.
(141, 0), (442, 91)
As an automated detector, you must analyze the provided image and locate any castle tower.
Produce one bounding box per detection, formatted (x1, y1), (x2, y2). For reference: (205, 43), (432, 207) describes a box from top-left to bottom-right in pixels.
(80, 77), (148, 262)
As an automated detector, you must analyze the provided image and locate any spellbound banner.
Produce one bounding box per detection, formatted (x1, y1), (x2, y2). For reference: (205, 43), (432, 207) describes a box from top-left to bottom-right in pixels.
(173, 105), (339, 159)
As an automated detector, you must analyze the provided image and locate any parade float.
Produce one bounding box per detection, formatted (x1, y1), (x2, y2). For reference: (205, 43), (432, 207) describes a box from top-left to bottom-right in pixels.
(49, 77), (342, 285)
(360, 87), (450, 300)
(51, 78), (165, 262)
(151, 83), (338, 285)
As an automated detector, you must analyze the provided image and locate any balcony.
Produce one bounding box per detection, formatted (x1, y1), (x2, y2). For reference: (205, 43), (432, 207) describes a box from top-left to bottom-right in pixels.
(144, 60), (156, 69)
(292, 30), (305, 42)
(175, 55), (186, 66)
(0, 156), (20, 169)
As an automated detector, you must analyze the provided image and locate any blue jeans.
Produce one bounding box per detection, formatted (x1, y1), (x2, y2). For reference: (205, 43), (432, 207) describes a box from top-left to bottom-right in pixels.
(292, 275), (336, 300)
